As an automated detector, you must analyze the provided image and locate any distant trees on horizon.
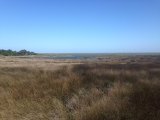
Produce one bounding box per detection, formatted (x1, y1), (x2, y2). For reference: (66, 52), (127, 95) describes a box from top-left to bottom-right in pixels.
(0, 49), (37, 56)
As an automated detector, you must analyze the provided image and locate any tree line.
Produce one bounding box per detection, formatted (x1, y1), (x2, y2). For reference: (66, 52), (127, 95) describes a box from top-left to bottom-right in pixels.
(0, 49), (37, 56)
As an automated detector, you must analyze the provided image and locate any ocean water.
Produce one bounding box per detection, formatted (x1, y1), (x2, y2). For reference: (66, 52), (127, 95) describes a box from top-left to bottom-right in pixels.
(46, 53), (106, 59)
(36, 53), (160, 60)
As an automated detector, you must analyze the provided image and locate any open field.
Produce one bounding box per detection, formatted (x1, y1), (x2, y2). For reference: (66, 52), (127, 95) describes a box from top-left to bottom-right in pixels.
(0, 55), (160, 120)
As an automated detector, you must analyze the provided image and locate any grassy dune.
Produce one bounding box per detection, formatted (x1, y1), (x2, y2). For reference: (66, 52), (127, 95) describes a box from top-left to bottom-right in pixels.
(0, 58), (160, 120)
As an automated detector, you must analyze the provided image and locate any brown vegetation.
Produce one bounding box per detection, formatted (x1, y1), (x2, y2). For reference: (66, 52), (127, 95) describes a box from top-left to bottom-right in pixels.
(0, 57), (160, 120)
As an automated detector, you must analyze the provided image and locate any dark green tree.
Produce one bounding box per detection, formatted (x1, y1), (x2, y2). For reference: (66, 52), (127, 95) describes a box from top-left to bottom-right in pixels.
(0, 49), (37, 56)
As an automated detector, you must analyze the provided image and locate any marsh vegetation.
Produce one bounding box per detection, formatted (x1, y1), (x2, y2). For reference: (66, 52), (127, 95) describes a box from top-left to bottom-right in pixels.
(0, 56), (160, 120)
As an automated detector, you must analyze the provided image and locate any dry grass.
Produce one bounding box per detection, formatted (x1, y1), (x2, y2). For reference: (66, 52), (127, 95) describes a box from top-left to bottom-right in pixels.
(0, 57), (160, 120)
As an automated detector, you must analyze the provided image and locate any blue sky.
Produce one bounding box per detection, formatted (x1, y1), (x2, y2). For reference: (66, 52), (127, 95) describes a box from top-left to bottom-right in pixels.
(0, 0), (160, 53)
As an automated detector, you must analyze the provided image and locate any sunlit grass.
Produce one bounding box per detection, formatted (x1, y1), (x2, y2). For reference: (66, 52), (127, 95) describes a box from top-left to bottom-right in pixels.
(0, 59), (160, 120)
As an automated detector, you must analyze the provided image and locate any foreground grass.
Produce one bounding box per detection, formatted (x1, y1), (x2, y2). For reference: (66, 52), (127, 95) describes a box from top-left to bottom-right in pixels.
(0, 63), (160, 120)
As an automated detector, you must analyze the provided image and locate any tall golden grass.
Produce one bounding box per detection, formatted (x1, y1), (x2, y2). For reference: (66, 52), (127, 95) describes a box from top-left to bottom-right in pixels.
(0, 61), (160, 120)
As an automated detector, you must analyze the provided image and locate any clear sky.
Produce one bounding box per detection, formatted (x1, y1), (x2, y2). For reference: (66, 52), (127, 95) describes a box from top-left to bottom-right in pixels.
(0, 0), (160, 53)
